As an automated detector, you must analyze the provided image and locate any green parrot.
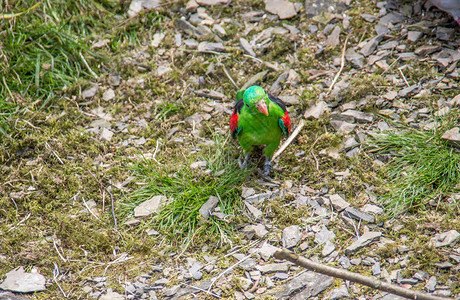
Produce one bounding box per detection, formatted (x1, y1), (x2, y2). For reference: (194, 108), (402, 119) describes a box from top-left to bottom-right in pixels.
(230, 85), (291, 176)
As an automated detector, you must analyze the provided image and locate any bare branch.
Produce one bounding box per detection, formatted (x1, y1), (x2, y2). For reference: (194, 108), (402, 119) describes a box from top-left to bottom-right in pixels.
(274, 249), (449, 300)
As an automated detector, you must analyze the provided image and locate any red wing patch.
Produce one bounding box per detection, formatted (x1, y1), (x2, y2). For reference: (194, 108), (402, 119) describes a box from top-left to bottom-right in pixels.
(282, 111), (291, 134)
(230, 110), (239, 138)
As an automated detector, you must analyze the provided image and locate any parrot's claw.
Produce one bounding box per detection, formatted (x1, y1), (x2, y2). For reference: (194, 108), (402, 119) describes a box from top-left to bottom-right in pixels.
(239, 154), (250, 169)
(263, 157), (271, 176)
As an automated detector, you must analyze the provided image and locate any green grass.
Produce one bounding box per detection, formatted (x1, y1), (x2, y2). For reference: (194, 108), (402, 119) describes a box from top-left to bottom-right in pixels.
(122, 135), (251, 247)
(0, 0), (165, 140)
(368, 121), (460, 213)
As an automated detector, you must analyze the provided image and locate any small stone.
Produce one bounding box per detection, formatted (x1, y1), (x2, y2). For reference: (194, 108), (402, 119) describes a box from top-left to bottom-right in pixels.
(343, 207), (375, 223)
(322, 240), (335, 257)
(102, 89), (115, 101)
(198, 42), (225, 52)
(190, 161), (207, 169)
(343, 137), (358, 151)
(315, 226), (336, 245)
(100, 128), (114, 142)
(99, 291), (124, 300)
(265, 0), (297, 19)
(304, 101), (330, 119)
(398, 85), (418, 98)
(257, 262), (290, 274)
(441, 128), (460, 148)
(330, 120), (356, 134)
(156, 66), (172, 76)
(0, 267), (46, 293)
(150, 32), (165, 48)
(345, 232), (382, 254)
(379, 12), (406, 26)
(245, 201), (262, 219)
(238, 277), (252, 291)
(425, 276), (437, 292)
(434, 261), (453, 269)
(258, 242), (280, 261)
(328, 285), (349, 300)
(239, 38), (256, 57)
(429, 230), (460, 247)
(109, 73), (121, 86)
(185, 0), (198, 11)
(82, 85), (99, 99)
(212, 24), (226, 36)
(437, 27), (455, 41)
(282, 225), (301, 248)
(415, 45), (441, 56)
(407, 31), (423, 42)
(199, 196), (219, 220)
(145, 229), (159, 236)
(134, 195), (166, 217)
(326, 26), (341, 48)
(327, 194), (350, 212)
(189, 262), (203, 280)
(362, 204), (384, 215)
(272, 271), (333, 299)
(372, 262), (381, 276)
(413, 271), (428, 281)
(338, 256), (351, 269)
(360, 34), (384, 57)
(341, 110), (374, 123)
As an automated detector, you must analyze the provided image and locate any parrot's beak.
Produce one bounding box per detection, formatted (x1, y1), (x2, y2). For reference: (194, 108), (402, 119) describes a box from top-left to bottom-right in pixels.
(256, 100), (268, 116)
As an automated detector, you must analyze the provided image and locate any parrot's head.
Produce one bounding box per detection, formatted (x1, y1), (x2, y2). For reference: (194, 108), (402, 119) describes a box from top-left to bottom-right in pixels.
(243, 85), (269, 116)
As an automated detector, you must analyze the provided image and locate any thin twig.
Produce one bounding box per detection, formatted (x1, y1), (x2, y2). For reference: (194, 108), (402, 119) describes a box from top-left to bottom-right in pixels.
(8, 213), (31, 232)
(310, 150), (319, 171)
(207, 254), (252, 292)
(398, 67), (410, 87)
(82, 196), (101, 221)
(275, 249), (449, 300)
(328, 35), (349, 93)
(53, 236), (67, 262)
(218, 58), (239, 89)
(272, 119), (305, 161)
(152, 139), (162, 165)
(53, 263), (67, 298)
(181, 283), (222, 298)
(87, 169), (118, 231)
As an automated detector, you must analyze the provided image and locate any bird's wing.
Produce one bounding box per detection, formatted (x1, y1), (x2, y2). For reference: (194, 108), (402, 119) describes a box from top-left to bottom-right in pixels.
(230, 99), (244, 139)
(268, 94), (291, 136)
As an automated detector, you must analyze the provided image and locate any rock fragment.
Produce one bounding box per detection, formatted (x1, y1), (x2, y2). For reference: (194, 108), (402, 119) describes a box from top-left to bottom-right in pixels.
(304, 101), (329, 119)
(199, 196), (219, 220)
(345, 231), (382, 254)
(429, 230), (460, 247)
(264, 0), (297, 19)
(82, 85), (99, 99)
(239, 38), (256, 57)
(134, 195), (166, 217)
(257, 262), (290, 274)
(0, 267), (46, 293)
(282, 225), (301, 248)
(272, 271), (333, 299)
(441, 127), (460, 148)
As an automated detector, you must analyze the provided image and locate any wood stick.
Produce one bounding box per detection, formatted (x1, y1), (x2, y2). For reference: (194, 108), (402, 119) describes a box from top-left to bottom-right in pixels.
(328, 35), (349, 93)
(274, 249), (449, 300)
(272, 119), (305, 162)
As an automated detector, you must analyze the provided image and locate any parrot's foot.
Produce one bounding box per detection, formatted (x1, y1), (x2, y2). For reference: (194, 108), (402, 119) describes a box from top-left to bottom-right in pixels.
(238, 154), (250, 169)
(263, 157), (271, 176)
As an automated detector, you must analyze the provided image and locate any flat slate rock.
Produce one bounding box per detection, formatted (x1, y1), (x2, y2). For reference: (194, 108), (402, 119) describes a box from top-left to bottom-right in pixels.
(0, 291), (31, 300)
(345, 231), (382, 254)
(0, 267), (46, 293)
(272, 271), (333, 299)
(265, 0), (297, 19)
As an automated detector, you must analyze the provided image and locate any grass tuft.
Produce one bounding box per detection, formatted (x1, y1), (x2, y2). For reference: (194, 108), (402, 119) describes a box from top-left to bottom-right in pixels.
(123, 135), (251, 246)
(368, 121), (460, 213)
